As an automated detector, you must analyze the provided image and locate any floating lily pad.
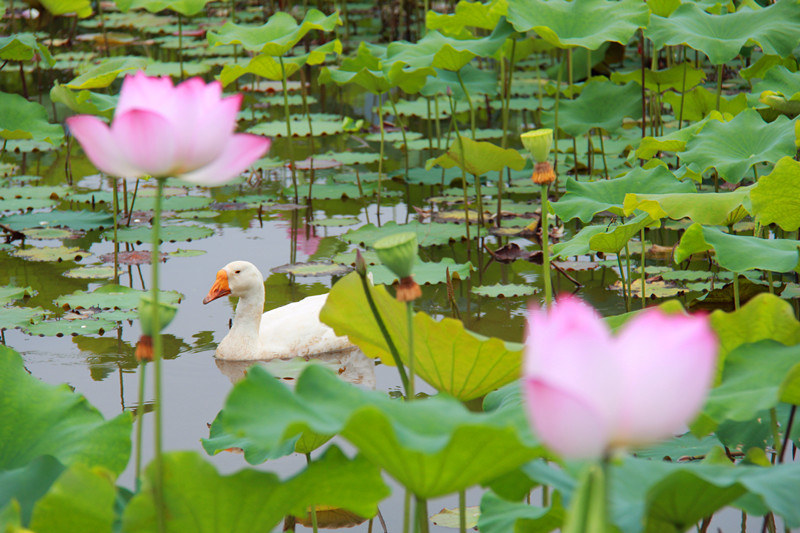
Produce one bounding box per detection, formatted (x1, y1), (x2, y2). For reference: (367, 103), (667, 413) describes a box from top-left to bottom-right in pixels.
(0, 210), (114, 231)
(0, 285), (36, 303)
(0, 306), (46, 330)
(271, 262), (353, 277)
(98, 251), (167, 265)
(248, 118), (345, 138)
(343, 221), (469, 247)
(104, 225), (214, 244)
(24, 318), (117, 337)
(472, 284), (537, 298)
(431, 506), (480, 529)
(56, 285), (182, 311)
(12, 246), (91, 263)
(20, 228), (79, 240)
(370, 257), (473, 285)
(313, 217), (361, 227)
(63, 266), (121, 279)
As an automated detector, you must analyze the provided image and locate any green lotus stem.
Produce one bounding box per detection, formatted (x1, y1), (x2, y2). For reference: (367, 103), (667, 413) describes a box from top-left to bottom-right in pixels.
(553, 50), (564, 177)
(715, 64), (723, 111)
(733, 272), (740, 310)
(389, 95), (410, 184)
(300, 68), (315, 201)
(616, 253), (627, 311)
(598, 130), (609, 179)
(770, 407), (780, 463)
(780, 406), (796, 463)
(586, 46), (591, 80)
(625, 242), (632, 311)
(358, 273), (410, 394)
(96, 0), (110, 57)
(640, 228), (646, 309)
(426, 97), (433, 151)
(541, 184), (552, 307)
(459, 490), (466, 533)
(679, 47), (687, 131)
(449, 94), (471, 253)
(279, 56), (298, 203)
(434, 95), (442, 150)
(151, 177), (165, 533)
(177, 14), (185, 81)
(113, 178), (119, 285)
(640, 30), (646, 141)
(501, 39), (516, 149)
(134, 360), (146, 488)
(377, 91), (385, 225)
(404, 490), (411, 533)
(406, 302), (415, 400)
(456, 69), (476, 140)
(416, 495), (430, 533)
(496, 169), (504, 228)
(305, 453), (319, 533)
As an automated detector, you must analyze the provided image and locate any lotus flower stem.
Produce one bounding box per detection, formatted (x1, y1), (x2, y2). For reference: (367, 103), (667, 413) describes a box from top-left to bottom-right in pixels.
(679, 48), (687, 131)
(779, 406), (796, 463)
(456, 69), (476, 140)
(300, 68), (315, 201)
(377, 91), (385, 226)
(733, 272), (740, 310)
(426, 97), (433, 151)
(304, 453), (319, 532)
(715, 64), (723, 111)
(625, 243), (633, 310)
(404, 490), (411, 533)
(449, 94), (471, 254)
(151, 177), (166, 532)
(640, 30), (646, 140)
(177, 14), (184, 80)
(279, 56), (298, 203)
(598, 130), (609, 179)
(434, 95), (442, 150)
(406, 302), (416, 400)
(458, 490), (466, 533)
(389, 95), (410, 184)
(541, 184), (552, 307)
(112, 178), (119, 285)
(415, 495), (430, 533)
(641, 228), (646, 308)
(134, 360), (146, 487)
(617, 253), (630, 312)
(553, 51), (563, 177)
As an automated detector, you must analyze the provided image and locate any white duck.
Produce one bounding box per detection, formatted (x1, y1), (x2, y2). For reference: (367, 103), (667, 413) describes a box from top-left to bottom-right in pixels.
(202, 260), (354, 360)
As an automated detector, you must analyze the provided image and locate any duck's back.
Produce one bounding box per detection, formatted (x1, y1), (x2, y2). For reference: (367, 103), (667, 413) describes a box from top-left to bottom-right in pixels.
(258, 293), (353, 358)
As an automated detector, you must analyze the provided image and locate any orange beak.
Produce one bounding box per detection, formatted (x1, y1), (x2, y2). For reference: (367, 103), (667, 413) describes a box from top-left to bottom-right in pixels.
(203, 270), (231, 304)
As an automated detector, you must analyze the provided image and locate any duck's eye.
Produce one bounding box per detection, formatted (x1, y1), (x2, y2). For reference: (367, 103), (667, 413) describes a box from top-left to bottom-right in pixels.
(234, 270), (241, 274)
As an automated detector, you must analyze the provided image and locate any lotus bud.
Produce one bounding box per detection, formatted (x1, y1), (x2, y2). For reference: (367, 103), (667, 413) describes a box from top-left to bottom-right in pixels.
(138, 295), (178, 337)
(135, 335), (153, 362)
(355, 248), (368, 278)
(374, 232), (421, 302)
(374, 232), (418, 280)
(520, 128), (553, 164)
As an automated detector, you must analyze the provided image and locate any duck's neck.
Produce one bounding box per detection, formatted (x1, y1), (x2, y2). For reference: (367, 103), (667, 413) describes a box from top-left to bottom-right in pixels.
(229, 289), (264, 342)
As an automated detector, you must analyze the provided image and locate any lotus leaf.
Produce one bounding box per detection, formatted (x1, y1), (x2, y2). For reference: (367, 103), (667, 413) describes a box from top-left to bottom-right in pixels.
(38, 0), (91, 17)
(426, 136), (526, 176)
(212, 364), (542, 496)
(419, 64), (499, 99)
(64, 56), (146, 90)
(752, 65), (800, 104)
(540, 81), (642, 137)
(0, 286), (35, 304)
(430, 506), (481, 528)
(116, 0), (212, 15)
(426, 0), (506, 35)
(55, 284), (181, 310)
(478, 492), (564, 533)
(681, 109), (796, 183)
(472, 284), (536, 298)
(646, 0), (800, 65)
(218, 40), (341, 86)
(0, 347), (131, 473)
(646, 0), (681, 17)
(343, 221), (468, 247)
(123, 448), (387, 532)
(674, 223), (800, 272)
(588, 212), (658, 254)
(741, 55), (798, 81)
(0, 92), (64, 145)
(610, 62), (706, 93)
(0, 33), (54, 66)
(507, 0), (649, 49)
(104, 225), (214, 244)
(12, 246), (90, 263)
(271, 262), (352, 277)
(0, 307), (45, 330)
(371, 257), (473, 285)
(321, 272), (522, 400)
(635, 111), (725, 159)
(0, 455), (66, 526)
(386, 19), (512, 72)
(622, 185), (752, 226)
(552, 225), (608, 259)
(0, 210), (113, 231)
(143, 61), (211, 77)
(247, 118), (344, 137)
(750, 157), (800, 231)
(662, 87), (747, 122)
(207, 9), (341, 55)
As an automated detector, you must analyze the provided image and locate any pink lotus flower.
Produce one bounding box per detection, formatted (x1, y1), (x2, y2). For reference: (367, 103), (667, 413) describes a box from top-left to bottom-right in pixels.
(66, 71), (269, 185)
(523, 296), (717, 459)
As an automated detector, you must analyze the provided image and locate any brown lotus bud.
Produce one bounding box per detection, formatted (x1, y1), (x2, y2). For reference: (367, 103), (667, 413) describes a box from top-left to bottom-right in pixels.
(135, 335), (153, 362)
(396, 275), (422, 302)
(532, 161), (556, 185)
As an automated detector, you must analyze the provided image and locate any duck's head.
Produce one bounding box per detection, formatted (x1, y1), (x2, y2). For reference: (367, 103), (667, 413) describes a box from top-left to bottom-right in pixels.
(203, 261), (264, 304)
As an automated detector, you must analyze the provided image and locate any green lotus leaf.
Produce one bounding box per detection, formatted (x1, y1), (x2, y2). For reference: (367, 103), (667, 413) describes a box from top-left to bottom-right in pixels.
(0, 196), (59, 211)
(143, 60), (211, 78)
(589, 212), (658, 254)
(386, 19), (512, 71)
(478, 491), (564, 533)
(635, 111), (725, 159)
(426, 136), (526, 176)
(64, 56), (146, 90)
(343, 221), (470, 248)
(430, 506), (481, 529)
(540, 80), (642, 137)
(759, 91), (800, 116)
(22, 228), (76, 240)
(419, 64), (498, 99)
(0, 33), (54, 66)
(271, 262), (352, 277)
(0, 347), (131, 473)
(211, 364), (541, 497)
(122, 195), (211, 212)
(623, 185), (753, 226)
(123, 448), (387, 532)
(50, 83), (117, 119)
(12, 245), (90, 263)
(0, 285), (35, 304)
(0, 455), (66, 526)
(552, 224), (609, 259)
(610, 62), (706, 93)
(104, 224), (214, 244)
(38, 0), (91, 17)
(55, 284), (181, 310)
(507, 0), (649, 49)
(0, 306), (46, 330)
(472, 284), (536, 298)
(750, 157), (800, 231)
(208, 9), (341, 54)
(681, 108), (796, 184)
(286, 182), (377, 200)
(370, 257), (473, 285)
(662, 86), (747, 122)
(247, 118), (345, 137)
(646, 0), (681, 17)
(426, 0), (506, 35)
(752, 65), (800, 104)
(0, 210), (113, 231)
(320, 272), (522, 401)
(325, 152), (381, 166)
(674, 223), (800, 272)
(646, 0), (800, 65)
(23, 316), (117, 337)
(0, 92), (64, 145)
(740, 55), (797, 81)
(116, 0), (211, 15)
(553, 165), (694, 223)
(218, 40), (341, 86)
